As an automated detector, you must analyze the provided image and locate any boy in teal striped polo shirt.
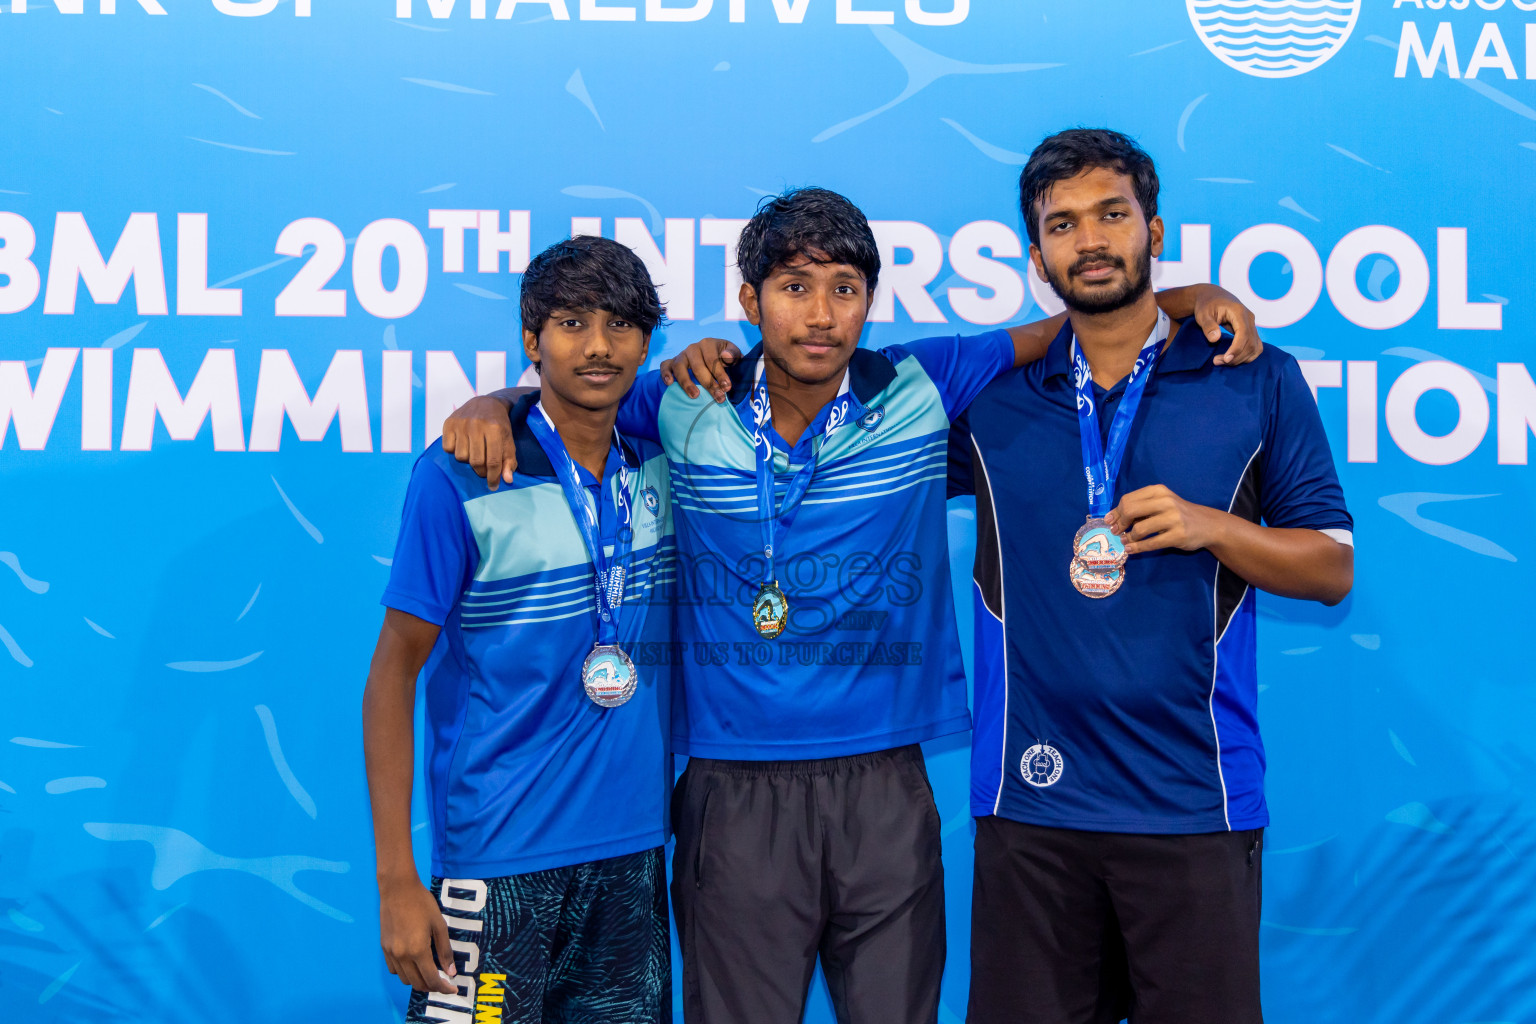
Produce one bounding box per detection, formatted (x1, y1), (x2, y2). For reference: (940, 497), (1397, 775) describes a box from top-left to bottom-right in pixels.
(363, 236), (677, 1024)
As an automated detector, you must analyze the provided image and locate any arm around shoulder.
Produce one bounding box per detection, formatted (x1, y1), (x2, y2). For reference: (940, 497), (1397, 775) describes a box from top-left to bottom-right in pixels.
(614, 368), (668, 442)
(1006, 312), (1069, 367)
(1154, 284), (1262, 365)
(441, 387), (532, 489)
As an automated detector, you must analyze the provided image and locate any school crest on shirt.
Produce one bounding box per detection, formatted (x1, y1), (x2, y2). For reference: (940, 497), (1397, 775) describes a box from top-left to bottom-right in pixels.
(641, 486), (660, 518)
(857, 405), (886, 433)
(1020, 744), (1064, 788)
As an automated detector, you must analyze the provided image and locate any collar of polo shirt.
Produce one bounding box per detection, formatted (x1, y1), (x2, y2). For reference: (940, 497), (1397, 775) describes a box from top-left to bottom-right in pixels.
(1041, 318), (1235, 384)
(508, 391), (641, 480)
(724, 342), (899, 409)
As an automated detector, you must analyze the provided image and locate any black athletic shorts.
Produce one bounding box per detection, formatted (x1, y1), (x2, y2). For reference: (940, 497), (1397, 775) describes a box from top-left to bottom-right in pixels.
(671, 744), (946, 1024)
(408, 847), (670, 1024)
(968, 816), (1264, 1024)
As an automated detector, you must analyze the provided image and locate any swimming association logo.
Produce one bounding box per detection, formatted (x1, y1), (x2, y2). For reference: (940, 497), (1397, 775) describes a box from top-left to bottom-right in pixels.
(1187, 0), (1361, 79)
(857, 405), (886, 433)
(1020, 744), (1064, 788)
(641, 485), (660, 518)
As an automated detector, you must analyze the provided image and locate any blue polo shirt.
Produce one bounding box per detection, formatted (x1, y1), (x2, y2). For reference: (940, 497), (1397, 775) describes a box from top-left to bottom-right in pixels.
(617, 332), (1014, 760)
(952, 319), (1352, 833)
(382, 394), (676, 878)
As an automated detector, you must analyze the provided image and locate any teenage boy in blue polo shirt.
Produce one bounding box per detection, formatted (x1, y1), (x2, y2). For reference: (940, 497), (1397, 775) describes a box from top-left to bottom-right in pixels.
(362, 236), (677, 1024)
(953, 129), (1355, 1023)
(441, 188), (1260, 1024)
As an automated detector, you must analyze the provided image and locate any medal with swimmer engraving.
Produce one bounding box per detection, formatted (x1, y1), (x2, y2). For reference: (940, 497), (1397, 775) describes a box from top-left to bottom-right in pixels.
(1068, 310), (1169, 598)
(752, 581), (789, 639)
(746, 361), (851, 638)
(582, 644), (638, 708)
(1070, 516), (1128, 599)
(526, 401), (639, 707)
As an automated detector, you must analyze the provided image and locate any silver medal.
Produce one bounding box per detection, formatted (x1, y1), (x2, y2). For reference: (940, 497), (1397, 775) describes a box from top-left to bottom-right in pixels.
(581, 644), (638, 708)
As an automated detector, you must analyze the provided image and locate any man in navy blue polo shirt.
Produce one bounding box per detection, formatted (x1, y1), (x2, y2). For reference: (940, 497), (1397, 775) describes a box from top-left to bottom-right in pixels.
(362, 236), (677, 1024)
(953, 129), (1354, 1023)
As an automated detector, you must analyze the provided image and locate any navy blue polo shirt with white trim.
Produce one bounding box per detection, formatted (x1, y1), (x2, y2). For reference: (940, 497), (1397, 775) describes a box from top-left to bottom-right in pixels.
(951, 318), (1352, 834)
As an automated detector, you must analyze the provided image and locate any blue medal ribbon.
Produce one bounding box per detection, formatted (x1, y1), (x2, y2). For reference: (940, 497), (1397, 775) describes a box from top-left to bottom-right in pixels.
(527, 402), (635, 647)
(1071, 310), (1170, 518)
(750, 361), (852, 585)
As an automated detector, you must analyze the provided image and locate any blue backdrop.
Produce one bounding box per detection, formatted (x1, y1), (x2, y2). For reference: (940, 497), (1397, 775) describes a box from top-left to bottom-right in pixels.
(3, 1), (1534, 1021)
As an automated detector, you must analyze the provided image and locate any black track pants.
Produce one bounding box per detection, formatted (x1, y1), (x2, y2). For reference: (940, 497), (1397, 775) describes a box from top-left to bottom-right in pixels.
(968, 816), (1264, 1024)
(670, 744), (946, 1024)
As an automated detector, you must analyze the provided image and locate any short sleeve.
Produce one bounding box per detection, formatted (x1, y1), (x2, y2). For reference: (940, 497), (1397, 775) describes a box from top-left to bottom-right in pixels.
(381, 455), (478, 625)
(1259, 357), (1354, 539)
(615, 370), (665, 442)
(883, 330), (1013, 421)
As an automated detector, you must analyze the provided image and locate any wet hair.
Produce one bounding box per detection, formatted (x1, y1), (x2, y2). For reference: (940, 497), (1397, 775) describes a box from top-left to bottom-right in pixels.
(520, 235), (666, 338)
(1018, 128), (1160, 247)
(735, 186), (881, 293)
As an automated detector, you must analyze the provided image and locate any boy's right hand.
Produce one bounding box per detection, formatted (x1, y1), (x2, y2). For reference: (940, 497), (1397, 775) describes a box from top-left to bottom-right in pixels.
(443, 394), (518, 489)
(379, 875), (458, 995)
(659, 338), (743, 403)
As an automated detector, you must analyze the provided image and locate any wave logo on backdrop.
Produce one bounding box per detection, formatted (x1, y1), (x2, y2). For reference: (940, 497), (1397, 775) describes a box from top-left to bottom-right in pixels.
(1187, 0), (1361, 79)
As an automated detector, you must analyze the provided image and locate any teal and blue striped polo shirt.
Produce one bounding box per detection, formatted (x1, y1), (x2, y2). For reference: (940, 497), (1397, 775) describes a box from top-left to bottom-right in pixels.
(382, 394), (677, 878)
(618, 331), (1014, 760)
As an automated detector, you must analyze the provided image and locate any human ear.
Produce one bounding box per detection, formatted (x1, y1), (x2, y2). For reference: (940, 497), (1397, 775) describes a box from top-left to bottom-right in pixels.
(739, 283), (762, 327)
(522, 327), (541, 369)
(1029, 245), (1048, 281)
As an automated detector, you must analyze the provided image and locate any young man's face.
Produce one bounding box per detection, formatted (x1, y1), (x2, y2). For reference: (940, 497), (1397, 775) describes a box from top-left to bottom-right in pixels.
(523, 308), (649, 410)
(1030, 166), (1165, 316)
(740, 256), (872, 388)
